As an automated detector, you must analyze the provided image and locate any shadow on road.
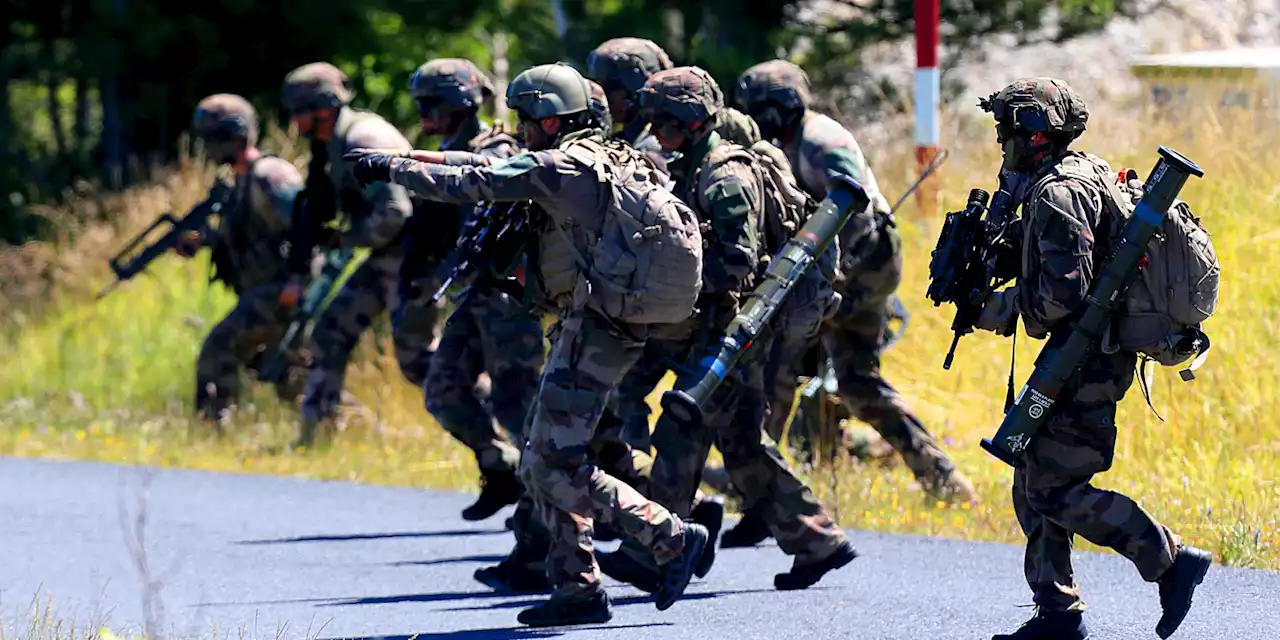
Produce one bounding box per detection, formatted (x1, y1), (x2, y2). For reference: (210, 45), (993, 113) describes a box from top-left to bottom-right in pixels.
(437, 588), (779, 612)
(392, 554), (508, 567)
(320, 622), (672, 640)
(237, 529), (507, 544)
(322, 590), (530, 607)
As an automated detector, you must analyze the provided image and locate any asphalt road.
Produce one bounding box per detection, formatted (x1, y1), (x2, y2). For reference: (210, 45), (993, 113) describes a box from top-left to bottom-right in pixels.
(1, 457), (1276, 640)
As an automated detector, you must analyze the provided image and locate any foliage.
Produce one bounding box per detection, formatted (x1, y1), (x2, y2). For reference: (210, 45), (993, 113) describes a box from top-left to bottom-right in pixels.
(1, 0), (1133, 244)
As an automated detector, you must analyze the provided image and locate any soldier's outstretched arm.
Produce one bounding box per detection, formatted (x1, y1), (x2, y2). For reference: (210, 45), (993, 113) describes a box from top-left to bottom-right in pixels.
(359, 150), (572, 208)
(1015, 180), (1100, 339)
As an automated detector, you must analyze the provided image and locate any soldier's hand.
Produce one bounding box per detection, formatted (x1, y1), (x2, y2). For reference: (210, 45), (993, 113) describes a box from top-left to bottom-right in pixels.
(174, 231), (202, 258)
(975, 286), (1018, 337)
(344, 151), (394, 187)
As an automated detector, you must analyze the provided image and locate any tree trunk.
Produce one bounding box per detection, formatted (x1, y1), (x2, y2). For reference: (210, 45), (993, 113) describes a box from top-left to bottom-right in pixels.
(100, 0), (126, 188)
(491, 29), (509, 124)
(46, 44), (67, 159)
(74, 70), (88, 155)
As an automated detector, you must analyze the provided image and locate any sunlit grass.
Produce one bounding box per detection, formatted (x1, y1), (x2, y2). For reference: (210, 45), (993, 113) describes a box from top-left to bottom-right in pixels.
(1, 107), (1276, 571)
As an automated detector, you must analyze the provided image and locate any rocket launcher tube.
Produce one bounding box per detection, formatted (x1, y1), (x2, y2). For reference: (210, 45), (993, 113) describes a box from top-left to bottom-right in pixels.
(981, 146), (1204, 467)
(660, 175), (870, 428)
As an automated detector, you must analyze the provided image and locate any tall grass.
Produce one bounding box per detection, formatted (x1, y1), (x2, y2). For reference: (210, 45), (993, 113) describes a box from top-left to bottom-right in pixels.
(1, 104), (1276, 570)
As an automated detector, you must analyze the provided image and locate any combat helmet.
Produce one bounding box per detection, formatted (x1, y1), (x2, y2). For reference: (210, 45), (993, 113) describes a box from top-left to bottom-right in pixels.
(733, 60), (813, 112)
(282, 62), (354, 113)
(408, 58), (495, 109)
(980, 77), (1088, 141)
(192, 93), (259, 146)
(506, 62), (591, 120)
(638, 66), (723, 126)
(586, 37), (674, 95)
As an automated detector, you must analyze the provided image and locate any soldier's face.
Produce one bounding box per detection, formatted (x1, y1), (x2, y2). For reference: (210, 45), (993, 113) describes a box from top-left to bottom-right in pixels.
(606, 89), (629, 124)
(518, 116), (560, 151)
(650, 116), (687, 152)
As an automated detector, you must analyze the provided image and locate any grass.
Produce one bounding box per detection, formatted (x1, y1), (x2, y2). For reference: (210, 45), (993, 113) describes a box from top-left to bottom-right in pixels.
(1, 105), (1277, 573)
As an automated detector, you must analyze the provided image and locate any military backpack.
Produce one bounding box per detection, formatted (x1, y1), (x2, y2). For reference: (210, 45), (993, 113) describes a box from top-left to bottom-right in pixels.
(1028, 152), (1220, 380)
(558, 136), (704, 325)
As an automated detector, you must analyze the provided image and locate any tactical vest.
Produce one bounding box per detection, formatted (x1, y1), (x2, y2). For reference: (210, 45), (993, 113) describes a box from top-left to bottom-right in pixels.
(543, 135), (704, 325)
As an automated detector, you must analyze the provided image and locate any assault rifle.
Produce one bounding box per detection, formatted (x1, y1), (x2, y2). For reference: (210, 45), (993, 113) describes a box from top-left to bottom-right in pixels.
(256, 246), (356, 383)
(96, 182), (234, 299)
(980, 147), (1204, 467)
(431, 200), (532, 306)
(926, 185), (1021, 369)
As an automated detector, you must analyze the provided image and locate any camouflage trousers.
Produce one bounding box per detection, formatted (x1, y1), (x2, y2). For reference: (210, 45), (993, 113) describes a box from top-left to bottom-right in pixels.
(648, 323), (848, 565)
(787, 227), (959, 491)
(762, 259), (840, 449)
(518, 308), (686, 600)
(195, 282), (308, 419)
(300, 253), (443, 425)
(1014, 348), (1180, 612)
(424, 290), (545, 473)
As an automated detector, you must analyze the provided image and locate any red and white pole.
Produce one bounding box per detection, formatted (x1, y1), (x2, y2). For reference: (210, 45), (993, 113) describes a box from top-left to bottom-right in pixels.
(914, 0), (941, 214)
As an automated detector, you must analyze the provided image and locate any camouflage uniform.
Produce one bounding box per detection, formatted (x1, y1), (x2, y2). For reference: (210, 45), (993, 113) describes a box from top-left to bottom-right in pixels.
(736, 60), (973, 500)
(627, 68), (851, 575)
(713, 106), (762, 147)
(281, 63), (436, 433)
(188, 94), (308, 419)
(976, 79), (1184, 618)
(406, 60), (545, 511)
(355, 68), (706, 610)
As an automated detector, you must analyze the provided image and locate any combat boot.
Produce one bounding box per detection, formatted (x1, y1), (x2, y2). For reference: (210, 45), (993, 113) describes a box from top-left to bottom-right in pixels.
(690, 496), (724, 577)
(773, 539), (858, 590)
(992, 609), (1089, 640)
(1156, 545), (1212, 638)
(927, 467), (981, 505)
(473, 545), (551, 594)
(461, 469), (521, 521)
(597, 540), (661, 593)
(654, 522), (710, 611)
(720, 505), (771, 548)
(517, 589), (612, 627)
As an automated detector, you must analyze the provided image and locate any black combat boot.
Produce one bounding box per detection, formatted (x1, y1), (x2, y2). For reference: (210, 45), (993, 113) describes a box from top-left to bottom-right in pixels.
(773, 539), (858, 590)
(597, 540), (662, 593)
(517, 589), (612, 627)
(992, 609), (1089, 640)
(473, 545), (551, 594)
(690, 496), (725, 577)
(461, 469), (521, 521)
(654, 523), (710, 611)
(1156, 545), (1213, 638)
(719, 505), (771, 548)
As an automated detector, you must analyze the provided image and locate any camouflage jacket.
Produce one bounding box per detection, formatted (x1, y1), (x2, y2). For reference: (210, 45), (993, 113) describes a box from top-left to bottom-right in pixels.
(713, 107), (761, 147)
(388, 128), (656, 310)
(782, 111), (890, 252)
(668, 131), (760, 296)
(982, 151), (1113, 341)
(205, 155), (303, 293)
(326, 107), (414, 252)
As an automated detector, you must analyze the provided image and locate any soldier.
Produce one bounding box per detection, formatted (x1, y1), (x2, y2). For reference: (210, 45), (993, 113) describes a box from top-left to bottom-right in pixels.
(972, 78), (1211, 640)
(585, 37), (672, 155)
(725, 59), (979, 546)
(180, 94), (308, 422)
(599, 66), (857, 592)
(344, 62), (709, 627)
(279, 62), (433, 447)
(406, 58), (545, 521)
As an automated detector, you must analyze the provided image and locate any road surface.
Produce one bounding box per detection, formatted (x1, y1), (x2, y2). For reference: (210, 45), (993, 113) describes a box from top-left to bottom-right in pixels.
(1, 457), (1276, 639)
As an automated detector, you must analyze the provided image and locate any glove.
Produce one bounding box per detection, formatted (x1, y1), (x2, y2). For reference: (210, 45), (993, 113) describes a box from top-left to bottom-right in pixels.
(344, 151), (393, 187)
(975, 285), (1019, 337)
